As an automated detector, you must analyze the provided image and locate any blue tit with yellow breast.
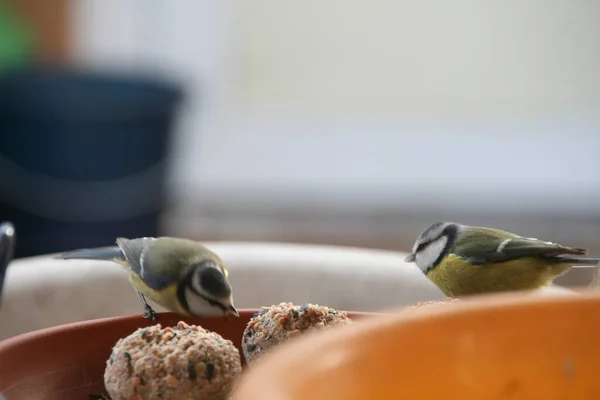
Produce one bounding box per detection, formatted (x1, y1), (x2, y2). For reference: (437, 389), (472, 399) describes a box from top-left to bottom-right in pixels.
(55, 236), (238, 322)
(404, 222), (600, 297)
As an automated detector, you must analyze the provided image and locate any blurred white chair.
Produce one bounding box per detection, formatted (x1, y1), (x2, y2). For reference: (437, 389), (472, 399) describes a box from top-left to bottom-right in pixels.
(0, 242), (574, 340)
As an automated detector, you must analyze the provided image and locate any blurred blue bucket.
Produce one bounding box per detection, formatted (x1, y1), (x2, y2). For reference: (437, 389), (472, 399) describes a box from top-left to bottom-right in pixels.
(0, 68), (184, 257)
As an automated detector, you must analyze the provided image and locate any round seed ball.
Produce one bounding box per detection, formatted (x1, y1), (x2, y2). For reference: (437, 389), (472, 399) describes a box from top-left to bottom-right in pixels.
(242, 302), (352, 366)
(104, 321), (242, 400)
(402, 298), (461, 313)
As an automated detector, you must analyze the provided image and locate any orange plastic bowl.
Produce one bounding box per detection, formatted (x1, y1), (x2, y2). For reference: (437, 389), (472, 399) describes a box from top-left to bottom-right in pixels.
(233, 291), (600, 400)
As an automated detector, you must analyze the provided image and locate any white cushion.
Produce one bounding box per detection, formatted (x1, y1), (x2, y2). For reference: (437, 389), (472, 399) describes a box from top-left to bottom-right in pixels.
(0, 242), (574, 340)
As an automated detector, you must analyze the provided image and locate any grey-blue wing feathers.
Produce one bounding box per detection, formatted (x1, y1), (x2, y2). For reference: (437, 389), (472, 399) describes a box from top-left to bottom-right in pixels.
(115, 237), (148, 278)
(115, 237), (177, 290)
(118, 236), (219, 290)
(552, 256), (600, 266)
(54, 246), (125, 262)
(451, 227), (593, 265)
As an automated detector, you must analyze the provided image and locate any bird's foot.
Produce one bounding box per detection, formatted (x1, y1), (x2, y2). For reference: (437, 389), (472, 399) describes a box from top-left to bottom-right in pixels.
(142, 305), (158, 324)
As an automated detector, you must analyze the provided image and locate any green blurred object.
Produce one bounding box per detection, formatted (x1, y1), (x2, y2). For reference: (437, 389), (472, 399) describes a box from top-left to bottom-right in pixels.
(0, 0), (35, 72)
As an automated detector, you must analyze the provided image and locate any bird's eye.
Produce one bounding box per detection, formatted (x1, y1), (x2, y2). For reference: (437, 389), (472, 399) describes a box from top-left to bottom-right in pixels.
(416, 242), (428, 252)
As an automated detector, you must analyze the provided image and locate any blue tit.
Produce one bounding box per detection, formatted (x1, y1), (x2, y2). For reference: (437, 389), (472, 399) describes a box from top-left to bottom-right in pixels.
(55, 236), (238, 322)
(404, 222), (600, 297)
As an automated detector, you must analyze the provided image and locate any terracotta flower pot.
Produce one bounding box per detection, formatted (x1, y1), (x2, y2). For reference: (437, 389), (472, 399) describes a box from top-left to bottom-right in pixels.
(233, 290), (600, 400)
(0, 309), (372, 399)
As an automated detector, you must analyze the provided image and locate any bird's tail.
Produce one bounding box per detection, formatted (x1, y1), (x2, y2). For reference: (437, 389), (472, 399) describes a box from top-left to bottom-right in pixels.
(54, 246), (125, 262)
(554, 257), (600, 268)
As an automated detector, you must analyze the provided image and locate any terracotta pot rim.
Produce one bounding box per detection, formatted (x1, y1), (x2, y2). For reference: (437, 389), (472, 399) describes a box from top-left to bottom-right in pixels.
(0, 308), (376, 349)
(0, 310), (252, 350)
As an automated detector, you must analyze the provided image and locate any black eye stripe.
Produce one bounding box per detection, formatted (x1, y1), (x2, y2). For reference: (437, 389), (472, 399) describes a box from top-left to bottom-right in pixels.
(417, 242), (429, 251)
(417, 234), (447, 251)
(188, 284), (228, 312)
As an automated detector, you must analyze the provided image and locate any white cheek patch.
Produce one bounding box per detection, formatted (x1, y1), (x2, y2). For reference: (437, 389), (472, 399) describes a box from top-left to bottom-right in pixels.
(415, 236), (448, 272)
(185, 287), (224, 317)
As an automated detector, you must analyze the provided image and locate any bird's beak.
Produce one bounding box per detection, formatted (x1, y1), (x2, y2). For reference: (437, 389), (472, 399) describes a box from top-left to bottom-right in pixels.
(404, 253), (416, 263)
(227, 305), (239, 317)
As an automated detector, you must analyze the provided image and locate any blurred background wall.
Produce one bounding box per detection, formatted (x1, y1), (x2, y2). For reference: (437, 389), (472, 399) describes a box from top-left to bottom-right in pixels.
(3, 0), (600, 286)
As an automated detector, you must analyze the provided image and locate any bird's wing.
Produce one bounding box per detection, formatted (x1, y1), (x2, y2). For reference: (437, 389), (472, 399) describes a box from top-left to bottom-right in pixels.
(451, 228), (587, 265)
(116, 236), (215, 290)
(116, 237), (177, 290)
